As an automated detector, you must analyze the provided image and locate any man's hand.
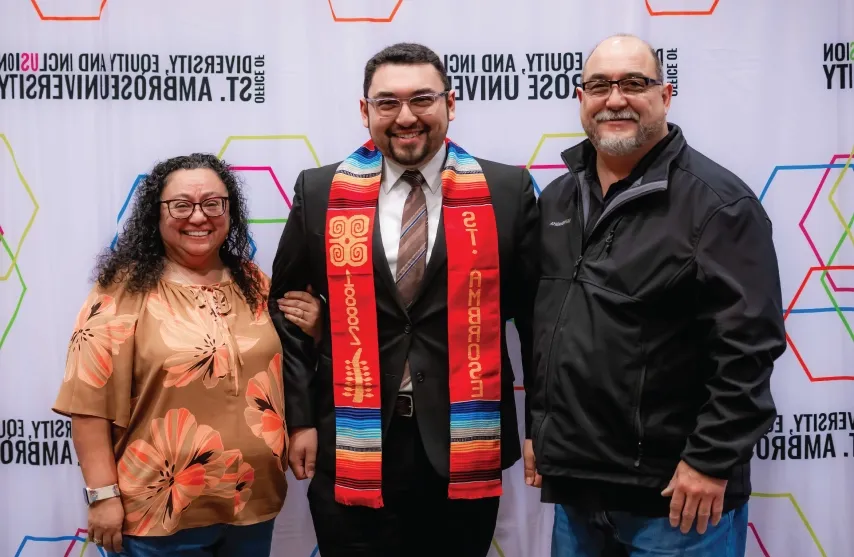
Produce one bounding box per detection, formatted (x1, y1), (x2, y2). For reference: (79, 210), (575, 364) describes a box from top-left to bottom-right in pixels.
(88, 497), (124, 553)
(278, 285), (323, 344)
(523, 439), (542, 488)
(288, 427), (318, 480)
(661, 460), (727, 534)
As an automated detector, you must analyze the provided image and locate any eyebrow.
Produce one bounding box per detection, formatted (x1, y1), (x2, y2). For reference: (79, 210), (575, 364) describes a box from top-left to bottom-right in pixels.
(587, 71), (649, 80)
(371, 87), (438, 98)
(166, 191), (226, 200)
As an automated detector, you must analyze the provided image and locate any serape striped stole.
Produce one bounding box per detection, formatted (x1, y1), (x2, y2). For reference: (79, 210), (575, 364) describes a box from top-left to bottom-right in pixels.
(324, 138), (502, 508)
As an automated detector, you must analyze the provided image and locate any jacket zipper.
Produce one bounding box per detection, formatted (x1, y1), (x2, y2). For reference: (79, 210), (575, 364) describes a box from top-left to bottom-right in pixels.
(602, 218), (621, 257)
(542, 191), (586, 417)
(543, 180), (661, 422)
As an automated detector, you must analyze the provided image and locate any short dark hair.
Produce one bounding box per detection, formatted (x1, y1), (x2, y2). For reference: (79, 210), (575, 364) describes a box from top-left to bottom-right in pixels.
(583, 33), (664, 82)
(363, 42), (451, 97)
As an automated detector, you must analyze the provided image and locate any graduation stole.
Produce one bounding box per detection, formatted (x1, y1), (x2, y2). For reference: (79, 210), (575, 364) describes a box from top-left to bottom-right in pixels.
(324, 138), (503, 508)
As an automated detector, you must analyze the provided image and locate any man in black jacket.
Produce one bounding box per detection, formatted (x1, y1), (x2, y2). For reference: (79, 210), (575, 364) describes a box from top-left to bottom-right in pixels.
(269, 43), (539, 557)
(528, 34), (787, 556)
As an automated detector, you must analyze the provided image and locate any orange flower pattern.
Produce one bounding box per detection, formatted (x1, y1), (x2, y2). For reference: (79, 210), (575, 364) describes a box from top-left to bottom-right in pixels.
(53, 269), (288, 536)
(64, 292), (136, 388)
(118, 408), (254, 535)
(207, 450), (256, 515)
(146, 292), (259, 389)
(244, 353), (287, 470)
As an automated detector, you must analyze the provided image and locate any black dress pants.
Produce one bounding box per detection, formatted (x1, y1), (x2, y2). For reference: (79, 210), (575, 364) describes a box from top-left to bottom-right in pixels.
(307, 397), (500, 557)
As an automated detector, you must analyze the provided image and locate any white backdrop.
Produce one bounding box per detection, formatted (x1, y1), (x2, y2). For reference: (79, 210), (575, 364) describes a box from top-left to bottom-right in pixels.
(1, 1), (853, 555)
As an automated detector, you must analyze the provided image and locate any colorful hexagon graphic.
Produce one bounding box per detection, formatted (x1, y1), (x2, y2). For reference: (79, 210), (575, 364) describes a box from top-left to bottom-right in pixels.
(13, 529), (105, 557)
(0, 233), (26, 352)
(749, 492), (828, 556)
(796, 151), (854, 291)
(758, 157), (854, 311)
(0, 134), (38, 282)
(327, 0), (403, 22)
(783, 265), (854, 382)
(519, 132), (585, 196)
(217, 135), (321, 272)
(758, 151), (854, 379)
(645, 0), (719, 16)
(824, 150), (854, 275)
(30, 0), (109, 21)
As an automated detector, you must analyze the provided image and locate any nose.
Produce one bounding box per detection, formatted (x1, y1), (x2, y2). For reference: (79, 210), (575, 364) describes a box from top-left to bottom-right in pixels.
(188, 204), (208, 224)
(395, 102), (418, 127)
(604, 85), (628, 109)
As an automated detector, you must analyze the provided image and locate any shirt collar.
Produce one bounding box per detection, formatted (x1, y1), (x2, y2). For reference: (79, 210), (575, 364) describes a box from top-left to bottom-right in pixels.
(382, 143), (447, 195)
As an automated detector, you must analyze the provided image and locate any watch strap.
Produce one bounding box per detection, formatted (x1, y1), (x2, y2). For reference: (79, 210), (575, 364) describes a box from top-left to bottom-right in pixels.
(85, 484), (121, 505)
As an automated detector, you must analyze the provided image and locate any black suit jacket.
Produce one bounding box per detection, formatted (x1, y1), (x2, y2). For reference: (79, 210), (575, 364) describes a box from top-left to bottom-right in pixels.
(268, 156), (540, 479)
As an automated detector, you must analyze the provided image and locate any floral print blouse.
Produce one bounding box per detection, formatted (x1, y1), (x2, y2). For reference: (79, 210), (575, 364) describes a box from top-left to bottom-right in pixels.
(52, 266), (288, 537)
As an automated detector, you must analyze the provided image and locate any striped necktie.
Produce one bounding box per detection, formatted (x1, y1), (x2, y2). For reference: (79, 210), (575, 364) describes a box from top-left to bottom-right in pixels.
(396, 169), (428, 390)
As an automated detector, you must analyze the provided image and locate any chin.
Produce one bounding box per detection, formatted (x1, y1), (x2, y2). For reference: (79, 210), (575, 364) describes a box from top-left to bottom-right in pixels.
(392, 147), (429, 167)
(181, 242), (218, 256)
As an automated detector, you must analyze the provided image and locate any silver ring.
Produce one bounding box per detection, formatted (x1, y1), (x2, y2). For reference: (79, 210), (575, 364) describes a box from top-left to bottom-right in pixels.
(93, 539), (102, 545)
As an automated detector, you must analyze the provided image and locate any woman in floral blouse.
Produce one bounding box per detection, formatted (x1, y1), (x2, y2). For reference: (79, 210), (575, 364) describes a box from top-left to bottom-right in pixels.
(52, 153), (321, 556)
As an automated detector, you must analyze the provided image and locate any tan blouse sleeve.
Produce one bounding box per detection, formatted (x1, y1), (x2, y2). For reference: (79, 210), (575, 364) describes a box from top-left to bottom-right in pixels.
(52, 280), (143, 429)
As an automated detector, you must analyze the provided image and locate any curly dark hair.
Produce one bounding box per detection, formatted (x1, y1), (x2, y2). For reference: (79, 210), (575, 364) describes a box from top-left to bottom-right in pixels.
(94, 153), (263, 312)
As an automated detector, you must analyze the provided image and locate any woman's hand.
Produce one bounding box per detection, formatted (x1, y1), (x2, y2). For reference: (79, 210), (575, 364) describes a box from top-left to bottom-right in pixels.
(88, 497), (124, 553)
(278, 285), (323, 344)
(71, 416), (124, 554)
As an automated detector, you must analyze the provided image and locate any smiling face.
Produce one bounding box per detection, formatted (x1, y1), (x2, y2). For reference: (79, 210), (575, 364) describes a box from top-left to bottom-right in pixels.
(360, 63), (455, 168)
(578, 36), (672, 157)
(158, 168), (230, 269)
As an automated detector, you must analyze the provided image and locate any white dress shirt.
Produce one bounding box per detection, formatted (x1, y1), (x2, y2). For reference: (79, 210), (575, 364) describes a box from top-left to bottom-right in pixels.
(378, 144), (446, 279)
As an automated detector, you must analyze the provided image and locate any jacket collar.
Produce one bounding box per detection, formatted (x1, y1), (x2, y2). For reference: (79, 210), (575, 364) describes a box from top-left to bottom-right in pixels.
(560, 123), (686, 190)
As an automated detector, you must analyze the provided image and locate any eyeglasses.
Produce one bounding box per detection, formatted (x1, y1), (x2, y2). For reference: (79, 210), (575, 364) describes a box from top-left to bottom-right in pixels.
(581, 77), (663, 97)
(161, 197), (228, 219)
(365, 91), (449, 118)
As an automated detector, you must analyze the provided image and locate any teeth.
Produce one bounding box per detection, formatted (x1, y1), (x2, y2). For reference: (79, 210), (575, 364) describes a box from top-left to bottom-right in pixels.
(397, 132), (421, 139)
(185, 231), (211, 237)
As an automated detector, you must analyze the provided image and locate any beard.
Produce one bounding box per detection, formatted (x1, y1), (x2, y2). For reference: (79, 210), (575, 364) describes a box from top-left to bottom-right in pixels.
(386, 125), (433, 166)
(584, 108), (663, 157)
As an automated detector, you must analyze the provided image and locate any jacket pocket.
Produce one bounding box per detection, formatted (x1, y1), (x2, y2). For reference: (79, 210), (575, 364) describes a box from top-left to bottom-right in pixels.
(632, 362), (647, 468)
(533, 413), (551, 465)
(531, 277), (573, 413)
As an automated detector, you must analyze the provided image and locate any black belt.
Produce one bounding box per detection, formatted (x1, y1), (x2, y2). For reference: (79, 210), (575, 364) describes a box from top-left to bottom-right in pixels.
(394, 393), (414, 417)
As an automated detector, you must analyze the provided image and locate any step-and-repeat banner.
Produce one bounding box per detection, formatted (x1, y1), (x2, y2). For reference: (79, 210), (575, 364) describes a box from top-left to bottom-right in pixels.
(1, 1), (853, 555)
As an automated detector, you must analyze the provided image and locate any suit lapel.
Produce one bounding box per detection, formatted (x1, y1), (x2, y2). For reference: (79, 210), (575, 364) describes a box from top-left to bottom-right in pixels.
(416, 209), (446, 300)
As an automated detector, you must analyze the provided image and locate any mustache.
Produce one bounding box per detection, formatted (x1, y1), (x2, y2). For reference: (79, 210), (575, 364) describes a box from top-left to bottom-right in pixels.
(594, 109), (639, 122)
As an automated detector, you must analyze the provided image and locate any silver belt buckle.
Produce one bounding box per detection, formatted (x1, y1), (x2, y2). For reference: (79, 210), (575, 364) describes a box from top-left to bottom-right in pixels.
(398, 393), (414, 417)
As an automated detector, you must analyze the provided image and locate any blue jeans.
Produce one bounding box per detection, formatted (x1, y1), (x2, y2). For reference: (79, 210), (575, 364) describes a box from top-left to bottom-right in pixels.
(552, 503), (748, 557)
(106, 519), (275, 557)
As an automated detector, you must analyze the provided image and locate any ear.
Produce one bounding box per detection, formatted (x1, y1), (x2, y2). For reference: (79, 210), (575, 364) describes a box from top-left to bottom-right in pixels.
(661, 82), (673, 113)
(360, 98), (369, 128)
(576, 88), (584, 105)
(446, 89), (456, 122)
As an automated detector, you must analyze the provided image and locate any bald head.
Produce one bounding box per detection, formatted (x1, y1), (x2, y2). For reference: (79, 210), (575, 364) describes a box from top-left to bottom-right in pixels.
(583, 34), (663, 82)
(576, 33), (671, 160)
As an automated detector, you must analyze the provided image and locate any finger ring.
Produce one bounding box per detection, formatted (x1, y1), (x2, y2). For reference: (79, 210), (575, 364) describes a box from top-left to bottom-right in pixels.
(93, 539), (102, 545)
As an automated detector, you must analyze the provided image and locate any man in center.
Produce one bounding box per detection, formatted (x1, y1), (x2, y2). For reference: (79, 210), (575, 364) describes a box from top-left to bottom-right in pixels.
(268, 42), (539, 556)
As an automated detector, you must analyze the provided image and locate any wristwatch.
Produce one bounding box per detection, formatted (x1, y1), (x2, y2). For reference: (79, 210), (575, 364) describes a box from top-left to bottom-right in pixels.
(83, 484), (121, 505)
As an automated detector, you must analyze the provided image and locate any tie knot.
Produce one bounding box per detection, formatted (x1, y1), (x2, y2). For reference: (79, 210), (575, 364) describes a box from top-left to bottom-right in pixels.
(401, 169), (426, 190)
